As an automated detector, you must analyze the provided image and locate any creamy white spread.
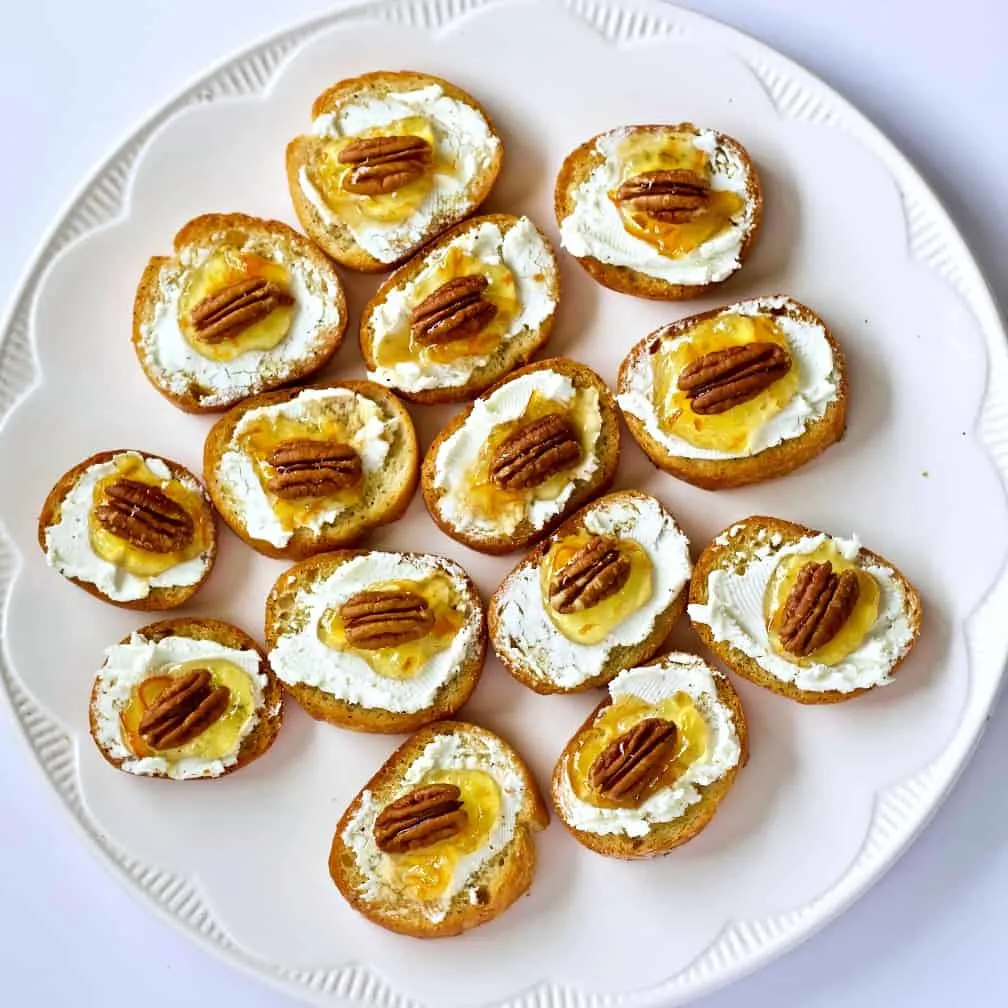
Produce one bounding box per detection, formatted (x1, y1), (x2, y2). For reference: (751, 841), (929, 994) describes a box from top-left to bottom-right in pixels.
(617, 296), (839, 461)
(687, 529), (915, 693)
(299, 83), (500, 263)
(432, 369), (602, 537)
(268, 552), (480, 714)
(214, 388), (394, 548)
(492, 494), (691, 689)
(554, 655), (742, 838)
(138, 229), (343, 409)
(92, 633), (266, 780)
(365, 217), (556, 393)
(559, 127), (755, 286)
(342, 731), (525, 922)
(43, 452), (211, 603)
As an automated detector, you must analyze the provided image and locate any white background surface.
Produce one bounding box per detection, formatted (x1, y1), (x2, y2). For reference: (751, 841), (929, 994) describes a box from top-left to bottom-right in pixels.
(0, 1), (1005, 1005)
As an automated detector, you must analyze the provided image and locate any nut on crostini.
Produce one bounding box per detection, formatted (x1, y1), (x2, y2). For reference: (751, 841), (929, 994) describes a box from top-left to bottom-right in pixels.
(39, 450), (217, 609)
(287, 70), (503, 272)
(688, 516), (922, 703)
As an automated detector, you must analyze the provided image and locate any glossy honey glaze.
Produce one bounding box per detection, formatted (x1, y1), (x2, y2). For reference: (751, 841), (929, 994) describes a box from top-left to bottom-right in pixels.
(378, 768), (501, 903)
(177, 244), (294, 361)
(610, 130), (745, 258)
(119, 656), (258, 762)
(764, 540), (880, 666)
(319, 574), (465, 679)
(569, 694), (708, 808)
(651, 313), (800, 453)
(88, 454), (212, 577)
(539, 531), (653, 645)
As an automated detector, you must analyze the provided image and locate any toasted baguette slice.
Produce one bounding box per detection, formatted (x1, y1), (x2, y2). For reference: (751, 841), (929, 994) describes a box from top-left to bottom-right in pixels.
(617, 296), (847, 489)
(133, 212), (347, 412)
(688, 516), (923, 704)
(360, 213), (560, 403)
(552, 653), (746, 858)
(422, 358), (621, 554)
(330, 720), (548, 937)
(489, 491), (692, 694)
(555, 123), (761, 299)
(286, 71), (503, 272)
(265, 549), (486, 733)
(203, 381), (418, 560)
(89, 617), (283, 780)
(38, 449), (217, 610)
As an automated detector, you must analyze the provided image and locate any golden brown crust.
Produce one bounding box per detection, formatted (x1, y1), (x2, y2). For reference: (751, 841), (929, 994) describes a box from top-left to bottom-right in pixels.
(286, 71), (503, 273)
(329, 720), (548, 937)
(264, 550), (487, 733)
(488, 490), (690, 694)
(132, 212), (347, 413)
(88, 616), (284, 779)
(688, 516), (924, 704)
(553, 123), (762, 300)
(551, 664), (747, 858)
(203, 380), (419, 561)
(617, 297), (848, 489)
(359, 213), (560, 403)
(420, 357), (621, 555)
(37, 450), (217, 611)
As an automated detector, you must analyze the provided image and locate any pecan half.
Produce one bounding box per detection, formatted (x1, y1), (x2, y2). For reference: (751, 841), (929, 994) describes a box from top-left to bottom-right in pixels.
(374, 783), (468, 854)
(490, 413), (582, 491)
(188, 276), (294, 344)
(410, 275), (498, 346)
(589, 718), (679, 803)
(340, 589), (435, 649)
(93, 478), (195, 553)
(614, 169), (710, 223)
(776, 562), (861, 657)
(138, 669), (231, 750)
(677, 342), (792, 414)
(264, 440), (362, 500)
(549, 536), (631, 613)
(338, 135), (433, 195)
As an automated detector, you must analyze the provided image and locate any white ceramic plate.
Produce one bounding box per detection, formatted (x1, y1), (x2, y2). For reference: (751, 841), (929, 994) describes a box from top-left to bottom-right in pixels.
(2, 1), (1007, 1005)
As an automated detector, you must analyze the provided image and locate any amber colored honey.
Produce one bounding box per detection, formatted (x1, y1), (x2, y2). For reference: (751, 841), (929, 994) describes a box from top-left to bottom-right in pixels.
(88, 454), (213, 576)
(764, 541), (880, 666)
(610, 130), (745, 258)
(372, 244), (520, 370)
(235, 396), (379, 532)
(538, 531), (653, 645)
(461, 389), (597, 530)
(380, 768), (501, 902)
(651, 313), (801, 454)
(308, 115), (446, 227)
(569, 694), (709, 808)
(118, 657), (258, 762)
(318, 574), (465, 679)
(177, 246), (294, 362)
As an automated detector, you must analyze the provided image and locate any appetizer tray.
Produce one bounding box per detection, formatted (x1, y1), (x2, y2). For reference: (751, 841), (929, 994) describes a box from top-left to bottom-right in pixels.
(1, 0), (1006, 1005)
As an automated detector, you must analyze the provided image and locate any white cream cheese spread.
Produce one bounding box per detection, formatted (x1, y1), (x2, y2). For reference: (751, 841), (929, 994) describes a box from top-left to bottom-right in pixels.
(300, 83), (500, 264)
(138, 229), (343, 409)
(554, 655), (742, 838)
(268, 552), (479, 714)
(492, 494), (691, 689)
(214, 388), (394, 548)
(44, 452), (211, 603)
(687, 529), (915, 693)
(342, 730), (526, 922)
(617, 296), (839, 461)
(432, 369), (602, 537)
(365, 216), (556, 393)
(559, 127), (755, 286)
(92, 633), (266, 780)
